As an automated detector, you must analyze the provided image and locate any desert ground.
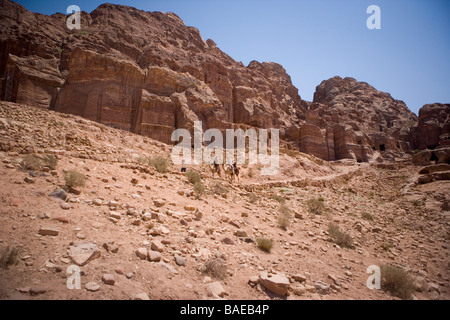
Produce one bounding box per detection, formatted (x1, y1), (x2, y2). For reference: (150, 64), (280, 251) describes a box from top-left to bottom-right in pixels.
(0, 101), (448, 300)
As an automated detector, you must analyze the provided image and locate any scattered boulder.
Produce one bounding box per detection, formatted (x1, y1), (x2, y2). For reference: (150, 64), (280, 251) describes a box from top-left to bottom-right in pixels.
(147, 250), (162, 262)
(68, 243), (101, 266)
(259, 271), (290, 296)
(38, 227), (59, 236)
(206, 282), (227, 298)
(135, 248), (147, 260)
(102, 274), (115, 286)
(85, 282), (100, 292)
(49, 189), (67, 201)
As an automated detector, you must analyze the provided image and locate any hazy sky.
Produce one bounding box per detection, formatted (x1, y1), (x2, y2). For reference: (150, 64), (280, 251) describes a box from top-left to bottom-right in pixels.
(16, 0), (450, 114)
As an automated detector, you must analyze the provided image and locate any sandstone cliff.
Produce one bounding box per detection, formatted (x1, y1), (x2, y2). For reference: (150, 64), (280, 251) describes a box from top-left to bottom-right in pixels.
(0, 0), (424, 162)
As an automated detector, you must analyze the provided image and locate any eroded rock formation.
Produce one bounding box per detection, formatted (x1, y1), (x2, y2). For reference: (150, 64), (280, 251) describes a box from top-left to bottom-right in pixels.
(0, 0), (429, 162)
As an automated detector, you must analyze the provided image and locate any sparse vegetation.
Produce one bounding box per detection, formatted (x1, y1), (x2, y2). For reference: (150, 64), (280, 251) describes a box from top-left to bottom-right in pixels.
(43, 154), (58, 170)
(362, 211), (374, 221)
(200, 258), (228, 279)
(193, 181), (205, 199)
(381, 242), (394, 252)
(64, 170), (86, 188)
(21, 154), (43, 171)
(306, 198), (325, 215)
(247, 167), (254, 178)
(0, 246), (20, 269)
(271, 194), (286, 204)
(256, 237), (273, 253)
(380, 265), (416, 300)
(328, 223), (355, 249)
(186, 169), (201, 185)
(148, 156), (168, 173)
(277, 205), (292, 230)
(247, 192), (259, 204)
(210, 182), (229, 198)
(412, 200), (421, 207)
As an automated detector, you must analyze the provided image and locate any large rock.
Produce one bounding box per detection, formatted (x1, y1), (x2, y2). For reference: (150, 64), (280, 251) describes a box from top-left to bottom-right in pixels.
(258, 271), (290, 296)
(68, 243), (101, 266)
(410, 104), (450, 150)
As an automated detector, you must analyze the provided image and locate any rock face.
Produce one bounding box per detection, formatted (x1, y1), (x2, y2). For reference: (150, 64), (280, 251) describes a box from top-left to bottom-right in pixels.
(304, 76), (417, 162)
(410, 104), (450, 150)
(0, 0), (421, 161)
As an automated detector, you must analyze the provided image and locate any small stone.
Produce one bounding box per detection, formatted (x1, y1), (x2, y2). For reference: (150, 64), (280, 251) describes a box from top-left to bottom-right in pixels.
(259, 271), (290, 296)
(135, 248), (147, 260)
(60, 203), (70, 210)
(236, 229), (248, 238)
(68, 243), (101, 266)
(85, 282), (100, 292)
(221, 237), (235, 245)
(49, 189), (67, 201)
(151, 240), (164, 252)
(103, 242), (119, 253)
(38, 227), (59, 236)
(102, 274), (115, 286)
(175, 255), (186, 266)
(147, 250), (162, 262)
(93, 198), (103, 206)
(24, 177), (35, 184)
(76, 233), (86, 240)
(206, 282), (227, 298)
(54, 216), (70, 224)
(153, 199), (166, 208)
(292, 274), (307, 282)
(109, 211), (121, 220)
(134, 293), (150, 300)
(184, 205), (196, 212)
(30, 287), (47, 296)
(315, 281), (330, 295)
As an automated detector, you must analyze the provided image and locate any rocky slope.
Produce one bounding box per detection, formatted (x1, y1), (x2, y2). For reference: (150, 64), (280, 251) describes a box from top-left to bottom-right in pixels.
(0, 0), (421, 162)
(0, 101), (449, 301)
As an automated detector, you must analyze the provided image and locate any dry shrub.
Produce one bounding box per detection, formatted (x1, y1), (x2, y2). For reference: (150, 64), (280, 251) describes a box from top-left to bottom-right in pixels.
(306, 198), (325, 215)
(0, 246), (20, 269)
(380, 265), (416, 300)
(256, 238), (273, 253)
(200, 258), (228, 279)
(64, 170), (86, 188)
(328, 223), (355, 249)
(278, 205), (292, 230)
(148, 156), (168, 173)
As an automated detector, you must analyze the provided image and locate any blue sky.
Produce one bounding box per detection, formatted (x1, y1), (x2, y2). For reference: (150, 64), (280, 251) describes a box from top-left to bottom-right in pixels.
(16, 0), (450, 114)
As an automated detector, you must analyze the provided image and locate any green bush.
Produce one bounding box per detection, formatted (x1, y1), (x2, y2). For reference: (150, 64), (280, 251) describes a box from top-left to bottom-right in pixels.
(256, 238), (273, 253)
(328, 223), (354, 249)
(186, 170), (201, 185)
(380, 265), (416, 300)
(148, 156), (168, 173)
(64, 170), (86, 188)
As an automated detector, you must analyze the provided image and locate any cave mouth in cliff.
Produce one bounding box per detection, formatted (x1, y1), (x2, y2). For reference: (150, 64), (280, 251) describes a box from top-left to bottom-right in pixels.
(379, 144), (386, 151)
(430, 152), (439, 162)
(427, 145), (437, 150)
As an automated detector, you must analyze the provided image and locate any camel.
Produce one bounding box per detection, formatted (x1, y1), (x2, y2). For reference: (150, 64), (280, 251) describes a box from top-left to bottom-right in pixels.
(222, 163), (240, 183)
(209, 162), (222, 178)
